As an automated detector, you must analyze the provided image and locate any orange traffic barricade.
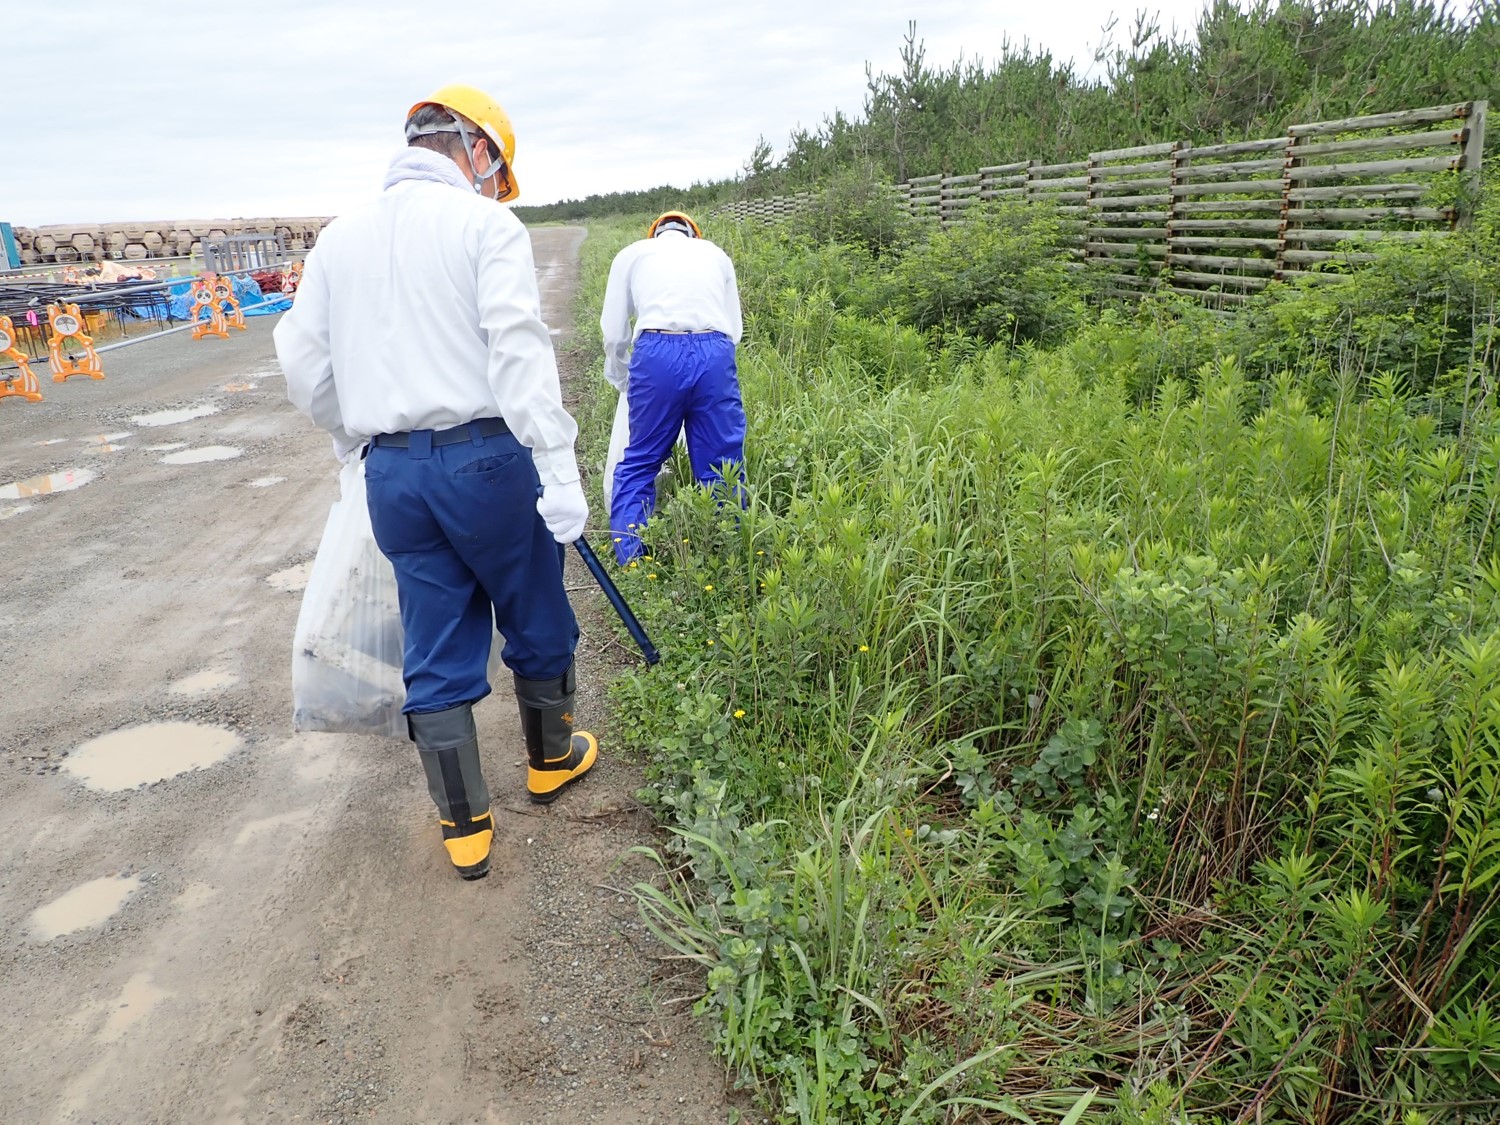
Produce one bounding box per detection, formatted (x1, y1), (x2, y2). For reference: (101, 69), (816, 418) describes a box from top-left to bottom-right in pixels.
(47, 303), (104, 382)
(213, 276), (246, 331)
(0, 315), (43, 403)
(189, 276), (228, 340)
(281, 260), (304, 299)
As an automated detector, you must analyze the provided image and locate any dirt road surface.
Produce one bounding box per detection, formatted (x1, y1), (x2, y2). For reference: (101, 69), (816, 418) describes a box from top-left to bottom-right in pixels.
(0, 228), (740, 1125)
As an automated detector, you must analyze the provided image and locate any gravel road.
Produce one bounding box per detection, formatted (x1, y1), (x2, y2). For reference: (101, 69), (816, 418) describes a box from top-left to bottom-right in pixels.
(0, 227), (743, 1125)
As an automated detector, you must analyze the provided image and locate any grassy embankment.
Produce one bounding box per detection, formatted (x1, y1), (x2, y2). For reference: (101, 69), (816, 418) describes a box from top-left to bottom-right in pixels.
(565, 178), (1500, 1125)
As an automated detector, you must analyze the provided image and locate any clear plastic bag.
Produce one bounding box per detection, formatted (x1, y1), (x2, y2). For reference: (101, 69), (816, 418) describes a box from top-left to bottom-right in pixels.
(292, 459), (406, 738)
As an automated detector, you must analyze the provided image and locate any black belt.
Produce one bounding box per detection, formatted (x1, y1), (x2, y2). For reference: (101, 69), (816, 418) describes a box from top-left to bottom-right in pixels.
(371, 417), (509, 448)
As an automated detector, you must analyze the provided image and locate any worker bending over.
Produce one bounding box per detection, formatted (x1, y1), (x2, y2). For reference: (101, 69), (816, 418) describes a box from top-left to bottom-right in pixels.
(275, 84), (596, 881)
(600, 211), (746, 564)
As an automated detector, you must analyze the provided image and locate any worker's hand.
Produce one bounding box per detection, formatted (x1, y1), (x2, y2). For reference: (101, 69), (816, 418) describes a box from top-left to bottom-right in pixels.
(331, 427), (365, 465)
(536, 480), (588, 544)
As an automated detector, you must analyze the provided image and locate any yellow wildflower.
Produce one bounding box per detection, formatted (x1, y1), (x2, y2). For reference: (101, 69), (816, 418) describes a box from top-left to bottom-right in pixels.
(733, 709), (746, 719)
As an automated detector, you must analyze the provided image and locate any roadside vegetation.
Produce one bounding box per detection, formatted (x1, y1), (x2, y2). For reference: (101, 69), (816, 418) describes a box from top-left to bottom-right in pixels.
(572, 175), (1500, 1123)
(560, 4), (1500, 1120)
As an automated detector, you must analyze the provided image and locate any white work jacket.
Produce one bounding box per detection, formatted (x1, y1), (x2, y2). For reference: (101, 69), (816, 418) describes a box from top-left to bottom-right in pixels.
(275, 151), (579, 486)
(600, 232), (743, 391)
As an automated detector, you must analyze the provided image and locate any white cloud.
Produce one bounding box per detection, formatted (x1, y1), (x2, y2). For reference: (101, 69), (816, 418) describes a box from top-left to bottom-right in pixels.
(0, 0), (1210, 224)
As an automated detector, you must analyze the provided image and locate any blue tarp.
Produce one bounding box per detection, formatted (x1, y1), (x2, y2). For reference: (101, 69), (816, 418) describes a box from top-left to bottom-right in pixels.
(161, 274), (291, 320)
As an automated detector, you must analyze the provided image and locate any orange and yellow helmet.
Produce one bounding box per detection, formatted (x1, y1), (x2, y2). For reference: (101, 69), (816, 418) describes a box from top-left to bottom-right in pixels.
(407, 84), (521, 202)
(647, 211), (702, 238)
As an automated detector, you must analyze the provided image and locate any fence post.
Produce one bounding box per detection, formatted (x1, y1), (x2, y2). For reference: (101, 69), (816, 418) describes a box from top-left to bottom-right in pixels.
(1459, 99), (1488, 228)
(1084, 153), (1101, 265)
(1024, 160), (1039, 204)
(1163, 141), (1189, 288)
(1274, 127), (1304, 280)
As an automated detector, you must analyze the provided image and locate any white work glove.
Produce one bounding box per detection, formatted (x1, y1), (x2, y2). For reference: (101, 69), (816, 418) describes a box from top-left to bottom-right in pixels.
(331, 427), (365, 465)
(536, 480), (588, 544)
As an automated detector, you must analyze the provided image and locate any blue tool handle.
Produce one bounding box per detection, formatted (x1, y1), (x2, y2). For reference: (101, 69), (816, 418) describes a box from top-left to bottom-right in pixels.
(573, 536), (661, 666)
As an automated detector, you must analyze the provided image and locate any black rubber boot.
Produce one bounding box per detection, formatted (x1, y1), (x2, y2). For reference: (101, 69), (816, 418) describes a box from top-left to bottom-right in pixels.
(514, 663), (598, 805)
(408, 705), (493, 880)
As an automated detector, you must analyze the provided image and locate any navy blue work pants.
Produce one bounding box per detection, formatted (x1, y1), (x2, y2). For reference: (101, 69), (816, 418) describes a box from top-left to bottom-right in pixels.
(610, 331), (745, 564)
(364, 424), (577, 714)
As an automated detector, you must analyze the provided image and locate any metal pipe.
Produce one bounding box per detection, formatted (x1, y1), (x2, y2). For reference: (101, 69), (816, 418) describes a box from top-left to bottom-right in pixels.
(0, 291), (291, 369)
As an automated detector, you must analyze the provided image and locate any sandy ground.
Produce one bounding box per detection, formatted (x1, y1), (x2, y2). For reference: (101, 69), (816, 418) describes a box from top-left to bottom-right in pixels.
(0, 228), (742, 1125)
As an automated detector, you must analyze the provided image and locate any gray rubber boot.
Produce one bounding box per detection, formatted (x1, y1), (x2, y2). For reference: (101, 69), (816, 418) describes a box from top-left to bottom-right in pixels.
(408, 704), (494, 880)
(514, 663), (598, 804)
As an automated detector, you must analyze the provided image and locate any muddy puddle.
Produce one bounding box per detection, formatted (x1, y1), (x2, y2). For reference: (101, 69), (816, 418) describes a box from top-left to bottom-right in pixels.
(84, 432), (131, 444)
(168, 670), (238, 695)
(34, 438), (68, 446)
(145, 442), (187, 452)
(0, 467), (97, 500)
(99, 972), (169, 1043)
(0, 504), (33, 521)
(247, 476), (285, 488)
(30, 875), (143, 941)
(160, 446), (242, 465)
(222, 381), (258, 393)
(265, 561), (312, 592)
(64, 722), (242, 790)
(133, 403), (218, 427)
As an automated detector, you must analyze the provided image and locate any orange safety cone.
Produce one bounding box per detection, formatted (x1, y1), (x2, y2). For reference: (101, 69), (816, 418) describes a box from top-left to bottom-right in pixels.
(46, 303), (104, 382)
(0, 316), (44, 403)
(189, 276), (229, 340)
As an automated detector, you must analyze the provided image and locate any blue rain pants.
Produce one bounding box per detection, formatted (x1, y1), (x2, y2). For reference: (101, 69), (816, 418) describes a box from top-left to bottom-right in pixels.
(364, 422), (578, 714)
(610, 330), (745, 564)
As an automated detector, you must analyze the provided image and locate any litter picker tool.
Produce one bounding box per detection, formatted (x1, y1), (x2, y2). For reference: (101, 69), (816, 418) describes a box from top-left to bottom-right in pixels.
(574, 536), (660, 666)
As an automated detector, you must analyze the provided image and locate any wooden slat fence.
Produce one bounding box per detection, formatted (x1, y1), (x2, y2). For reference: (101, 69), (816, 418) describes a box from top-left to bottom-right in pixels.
(712, 100), (1487, 308)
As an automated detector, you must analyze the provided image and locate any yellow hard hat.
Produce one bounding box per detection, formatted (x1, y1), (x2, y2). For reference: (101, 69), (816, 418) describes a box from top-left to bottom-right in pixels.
(648, 211), (702, 238)
(407, 84), (521, 202)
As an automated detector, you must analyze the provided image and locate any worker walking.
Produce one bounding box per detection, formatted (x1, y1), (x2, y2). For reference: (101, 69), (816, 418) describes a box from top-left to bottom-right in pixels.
(601, 211), (745, 564)
(275, 84), (597, 881)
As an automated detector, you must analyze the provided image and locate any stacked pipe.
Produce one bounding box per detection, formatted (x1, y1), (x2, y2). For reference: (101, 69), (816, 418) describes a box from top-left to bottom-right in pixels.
(9, 217), (333, 266)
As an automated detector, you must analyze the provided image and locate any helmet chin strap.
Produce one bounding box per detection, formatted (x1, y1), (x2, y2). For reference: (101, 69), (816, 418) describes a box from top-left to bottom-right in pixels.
(407, 113), (507, 200)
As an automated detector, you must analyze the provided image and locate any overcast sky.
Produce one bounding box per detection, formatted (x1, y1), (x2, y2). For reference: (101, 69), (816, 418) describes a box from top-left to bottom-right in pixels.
(3, 0), (1213, 227)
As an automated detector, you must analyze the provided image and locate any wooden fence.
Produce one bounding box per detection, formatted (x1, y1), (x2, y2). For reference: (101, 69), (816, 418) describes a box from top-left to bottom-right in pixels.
(714, 100), (1488, 308)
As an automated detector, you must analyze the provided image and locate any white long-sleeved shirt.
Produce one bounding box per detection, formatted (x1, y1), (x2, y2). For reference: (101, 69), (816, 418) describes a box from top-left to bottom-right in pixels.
(274, 152), (579, 485)
(600, 231), (743, 390)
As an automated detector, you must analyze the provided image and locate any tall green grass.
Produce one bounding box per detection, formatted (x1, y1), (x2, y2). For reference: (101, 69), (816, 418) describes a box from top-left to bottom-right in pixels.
(570, 190), (1500, 1123)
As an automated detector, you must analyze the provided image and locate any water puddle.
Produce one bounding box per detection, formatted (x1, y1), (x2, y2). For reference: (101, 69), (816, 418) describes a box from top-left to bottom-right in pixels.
(84, 432), (132, 445)
(133, 403), (218, 427)
(235, 807), (313, 846)
(248, 476), (286, 488)
(0, 467), (97, 500)
(99, 972), (169, 1042)
(30, 875), (143, 940)
(168, 670), (238, 695)
(160, 446), (242, 465)
(64, 722), (242, 790)
(1, 504), (33, 521)
(34, 438), (68, 446)
(265, 561), (312, 592)
(174, 883), (220, 912)
(222, 381), (258, 393)
(145, 442), (187, 452)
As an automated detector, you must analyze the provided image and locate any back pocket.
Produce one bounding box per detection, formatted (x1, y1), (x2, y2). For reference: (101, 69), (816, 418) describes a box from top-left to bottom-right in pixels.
(454, 453), (517, 476)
